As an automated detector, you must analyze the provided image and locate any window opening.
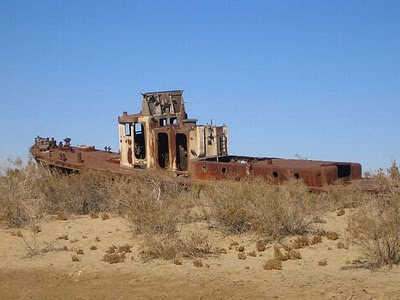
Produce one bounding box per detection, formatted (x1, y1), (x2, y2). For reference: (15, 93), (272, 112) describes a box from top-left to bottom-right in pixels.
(125, 123), (131, 136)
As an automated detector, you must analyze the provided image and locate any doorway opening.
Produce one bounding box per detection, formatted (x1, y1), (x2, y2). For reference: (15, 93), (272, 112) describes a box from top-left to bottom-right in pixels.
(158, 133), (169, 168)
(176, 133), (188, 171)
(134, 123), (146, 159)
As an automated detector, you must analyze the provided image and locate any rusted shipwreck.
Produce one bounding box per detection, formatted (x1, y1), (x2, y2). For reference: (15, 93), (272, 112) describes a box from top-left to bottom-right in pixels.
(30, 90), (363, 189)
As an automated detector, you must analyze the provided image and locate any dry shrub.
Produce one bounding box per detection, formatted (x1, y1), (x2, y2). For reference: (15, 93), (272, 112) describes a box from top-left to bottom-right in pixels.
(139, 232), (212, 261)
(337, 242), (348, 249)
(0, 161), (114, 225)
(237, 252), (246, 260)
(336, 208), (345, 216)
(90, 213), (99, 219)
(274, 245), (287, 261)
(71, 254), (81, 262)
(101, 213), (109, 220)
(348, 173), (400, 267)
(238, 245), (245, 252)
(111, 173), (190, 235)
(193, 259), (203, 267)
(173, 258), (182, 265)
(263, 258), (282, 270)
(75, 249), (84, 255)
(40, 169), (113, 215)
(0, 161), (45, 228)
(105, 245), (118, 254)
(214, 247), (227, 255)
(118, 244), (132, 253)
(274, 245), (302, 261)
(287, 249), (301, 260)
(325, 231), (340, 241)
(57, 234), (69, 240)
(102, 244), (132, 264)
(103, 252), (126, 264)
(204, 178), (315, 238)
(318, 259), (327, 266)
(291, 236), (310, 249)
(56, 213), (68, 220)
(310, 235), (322, 245)
(256, 240), (267, 252)
(90, 245), (98, 250)
(11, 230), (23, 237)
(247, 250), (257, 257)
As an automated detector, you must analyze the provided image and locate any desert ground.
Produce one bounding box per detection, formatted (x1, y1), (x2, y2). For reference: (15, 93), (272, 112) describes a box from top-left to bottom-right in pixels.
(1, 209), (400, 300)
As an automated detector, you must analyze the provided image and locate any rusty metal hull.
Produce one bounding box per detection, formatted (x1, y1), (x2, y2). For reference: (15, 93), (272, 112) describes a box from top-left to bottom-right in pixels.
(30, 144), (362, 189)
(189, 155), (361, 187)
(29, 90), (368, 190)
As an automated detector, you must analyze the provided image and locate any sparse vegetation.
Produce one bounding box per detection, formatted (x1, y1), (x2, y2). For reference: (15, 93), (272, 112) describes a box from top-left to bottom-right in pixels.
(348, 166), (400, 267)
(1, 158), (400, 269)
(204, 178), (317, 239)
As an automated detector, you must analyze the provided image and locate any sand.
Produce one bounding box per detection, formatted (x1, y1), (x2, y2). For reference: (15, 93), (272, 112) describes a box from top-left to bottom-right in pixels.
(1, 209), (399, 300)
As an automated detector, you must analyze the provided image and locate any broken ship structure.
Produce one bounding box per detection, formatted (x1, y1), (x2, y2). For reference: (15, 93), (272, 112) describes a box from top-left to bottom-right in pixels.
(30, 90), (362, 188)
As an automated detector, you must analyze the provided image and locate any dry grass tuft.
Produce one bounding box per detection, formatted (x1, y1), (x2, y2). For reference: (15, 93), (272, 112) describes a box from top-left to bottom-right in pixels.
(105, 245), (118, 254)
(291, 236), (310, 249)
(56, 213), (68, 221)
(173, 258), (182, 265)
(139, 232), (212, 261)
(287, 249), (302, 260)
(75, 249), (84, 255)
(57, 234), (69, 240)
(102, 243), (132, 264)
(247, 250), (257, 257)
(263, 258), (282, 270)
(90, 213), (99, 219)
(256, 240), (267, 252)
(318, 259), (327, 266)
(71, 254), (81, 262)
(101, 213), (109, 220)
(274, 245), (288, 261)
(214, 247), (227, 255)
(310, 235), (322, 245)
(237, 252), (247, 260)
(273, 245), (302, 261)
(118, 244), (132, 253)
(90, 245), (98, 250)
(325, 231), (340, 241)
(103, 252), (126, 264)
(336, 208), (345, 216)
(11, 230), (23, 237)
(337, 242), (348, 249)
(193, 259), (203, 267)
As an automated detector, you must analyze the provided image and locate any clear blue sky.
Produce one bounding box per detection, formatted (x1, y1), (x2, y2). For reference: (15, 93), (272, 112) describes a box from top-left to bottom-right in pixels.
(0, 0), (399, 172)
